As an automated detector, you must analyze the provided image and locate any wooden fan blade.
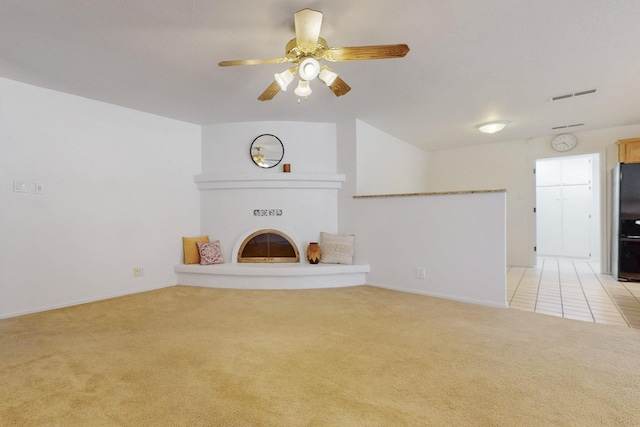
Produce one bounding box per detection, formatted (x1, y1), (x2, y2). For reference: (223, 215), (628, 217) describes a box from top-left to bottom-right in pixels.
(329, 76), (351, 97)
(258, 81), (281, 101)
(294, 8), (323, 53)
(218, 58), (287, 67)
(325, 44), (410, 62)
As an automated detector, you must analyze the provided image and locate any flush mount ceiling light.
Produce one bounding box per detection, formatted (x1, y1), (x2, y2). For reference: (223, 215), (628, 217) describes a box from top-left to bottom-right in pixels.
(218, 8), (410, 101)
(476, 120), (510, 134)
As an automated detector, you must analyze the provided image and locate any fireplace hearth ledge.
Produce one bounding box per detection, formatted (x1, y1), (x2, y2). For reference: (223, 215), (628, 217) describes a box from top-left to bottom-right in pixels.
(195, 173), (345, 190)
(175, 263), (370, 289)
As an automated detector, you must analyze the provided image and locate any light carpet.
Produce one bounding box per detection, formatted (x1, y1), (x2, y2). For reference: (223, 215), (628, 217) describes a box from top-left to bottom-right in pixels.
(1, 285), (639, 426)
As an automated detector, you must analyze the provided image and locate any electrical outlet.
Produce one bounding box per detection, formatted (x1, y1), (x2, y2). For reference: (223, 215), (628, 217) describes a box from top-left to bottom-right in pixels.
(133, 267), (144, 277)
(416, 267), (426, 279)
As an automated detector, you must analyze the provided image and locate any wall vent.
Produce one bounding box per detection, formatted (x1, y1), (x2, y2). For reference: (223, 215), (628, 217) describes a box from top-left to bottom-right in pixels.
(574, 89), (597, 97)
(550, 89), (597, 101)
(551, 93), (573, 101)
(551, 123), (584, 130)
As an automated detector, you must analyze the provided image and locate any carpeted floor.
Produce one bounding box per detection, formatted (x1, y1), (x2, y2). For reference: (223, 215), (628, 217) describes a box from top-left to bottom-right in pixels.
(1, 285), (639, 426)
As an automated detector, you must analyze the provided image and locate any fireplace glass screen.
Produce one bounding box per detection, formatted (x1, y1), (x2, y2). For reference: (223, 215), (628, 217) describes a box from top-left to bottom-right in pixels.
(238, 229), (300, 263)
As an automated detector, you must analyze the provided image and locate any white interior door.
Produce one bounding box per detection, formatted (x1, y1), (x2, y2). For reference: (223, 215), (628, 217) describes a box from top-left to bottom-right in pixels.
(537, 186), (562, 256)
(562, 184), (591, 257)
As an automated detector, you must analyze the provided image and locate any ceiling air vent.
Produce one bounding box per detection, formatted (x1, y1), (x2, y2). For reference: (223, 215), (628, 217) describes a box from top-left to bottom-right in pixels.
(550, 89), (597, 101)
(552, 123), (584, 130)
(574, 89), (597, 97)
(551, 93), (573, 101)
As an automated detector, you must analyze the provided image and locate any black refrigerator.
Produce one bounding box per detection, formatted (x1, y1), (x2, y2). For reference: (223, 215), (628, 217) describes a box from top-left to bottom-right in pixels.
(612, 162), (640, 281)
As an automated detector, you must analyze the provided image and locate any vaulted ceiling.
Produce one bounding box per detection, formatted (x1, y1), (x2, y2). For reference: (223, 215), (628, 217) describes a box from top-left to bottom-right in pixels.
(1, 0), (639, 151)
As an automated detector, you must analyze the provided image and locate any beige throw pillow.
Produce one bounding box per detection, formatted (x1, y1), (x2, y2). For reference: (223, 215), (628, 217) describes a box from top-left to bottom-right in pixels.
(319, 232), (355, 265)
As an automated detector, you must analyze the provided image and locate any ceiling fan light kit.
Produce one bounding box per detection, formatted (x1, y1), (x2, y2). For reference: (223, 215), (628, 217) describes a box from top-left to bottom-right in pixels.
(319, 67), (338, 86)
(476, 120), (510, 134)
(275, 68), (295, 91)
(299, 57), (321, 81)
(218, 8), (409, 101)
(294, 80), (312, 97)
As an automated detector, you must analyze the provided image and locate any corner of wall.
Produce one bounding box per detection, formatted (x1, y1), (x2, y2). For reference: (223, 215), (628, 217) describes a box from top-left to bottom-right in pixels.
(336, 120), (357, 233)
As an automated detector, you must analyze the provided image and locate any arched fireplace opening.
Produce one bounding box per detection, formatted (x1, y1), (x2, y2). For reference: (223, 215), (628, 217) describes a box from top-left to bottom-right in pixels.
(237, 229), (300, 263)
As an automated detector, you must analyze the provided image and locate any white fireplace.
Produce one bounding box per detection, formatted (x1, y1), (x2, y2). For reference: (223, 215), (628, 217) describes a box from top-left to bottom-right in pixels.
(174, 172), (369, 289)
(197, 173), (344, 262)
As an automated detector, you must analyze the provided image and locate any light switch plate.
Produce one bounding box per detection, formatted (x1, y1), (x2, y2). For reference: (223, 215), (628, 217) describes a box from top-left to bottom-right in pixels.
(13, 180), (28, 193)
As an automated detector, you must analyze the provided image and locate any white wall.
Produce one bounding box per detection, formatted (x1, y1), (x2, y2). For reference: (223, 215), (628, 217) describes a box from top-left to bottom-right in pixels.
(339, 121), (506, 308)
(337, 119), (358, 235)
(350, 192), (507, 308)
(425, 124), (640, 267)
(201, 121), (336, 174)
(0, 78), (201, 318)
(356, 119), (429, 195)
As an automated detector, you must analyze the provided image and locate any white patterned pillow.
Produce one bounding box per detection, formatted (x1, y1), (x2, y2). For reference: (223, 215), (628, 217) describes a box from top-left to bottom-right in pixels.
(197, 240), (224, 265)
(319, 232), (355, 265)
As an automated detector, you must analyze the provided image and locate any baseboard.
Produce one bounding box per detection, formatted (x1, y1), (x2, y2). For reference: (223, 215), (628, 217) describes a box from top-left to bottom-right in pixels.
(0, 284), (175, 319)
(369, 283), (509, 309)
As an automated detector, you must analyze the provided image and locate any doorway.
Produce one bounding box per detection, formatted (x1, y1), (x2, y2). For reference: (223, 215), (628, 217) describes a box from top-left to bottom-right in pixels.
(535, 153), (601, 261)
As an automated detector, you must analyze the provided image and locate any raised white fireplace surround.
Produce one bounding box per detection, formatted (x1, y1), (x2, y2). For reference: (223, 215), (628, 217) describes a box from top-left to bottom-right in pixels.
(175, 172), (370, 289)
(174, 263), (370, 289)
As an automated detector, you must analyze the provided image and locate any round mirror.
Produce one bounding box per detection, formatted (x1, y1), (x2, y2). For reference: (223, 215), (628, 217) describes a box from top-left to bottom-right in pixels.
(250, 134), (284, 168)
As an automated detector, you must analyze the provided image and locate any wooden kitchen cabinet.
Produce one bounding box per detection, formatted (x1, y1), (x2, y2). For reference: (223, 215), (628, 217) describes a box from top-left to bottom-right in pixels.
(617, 137), (640, 163)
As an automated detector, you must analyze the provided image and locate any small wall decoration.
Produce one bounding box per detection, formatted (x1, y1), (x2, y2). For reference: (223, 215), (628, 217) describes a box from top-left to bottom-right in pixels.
(253, 209), (283, 216)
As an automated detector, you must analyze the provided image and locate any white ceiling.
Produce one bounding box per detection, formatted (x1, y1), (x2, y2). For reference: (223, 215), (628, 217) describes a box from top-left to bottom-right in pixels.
(1, 0), (639, 151)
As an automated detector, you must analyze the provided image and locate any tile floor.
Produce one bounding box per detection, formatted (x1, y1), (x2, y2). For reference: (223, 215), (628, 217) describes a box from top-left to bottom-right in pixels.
(508, 258), (640, 328)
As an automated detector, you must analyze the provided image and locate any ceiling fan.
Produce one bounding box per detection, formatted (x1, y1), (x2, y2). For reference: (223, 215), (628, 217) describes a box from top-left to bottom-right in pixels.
(218, 8), (410, 101)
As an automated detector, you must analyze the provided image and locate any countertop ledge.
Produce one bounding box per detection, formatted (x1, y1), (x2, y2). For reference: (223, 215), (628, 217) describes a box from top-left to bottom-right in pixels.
(353, 189), (507, 199)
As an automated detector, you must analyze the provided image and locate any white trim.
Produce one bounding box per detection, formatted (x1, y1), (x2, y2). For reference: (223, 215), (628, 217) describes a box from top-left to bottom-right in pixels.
(0, 284), (173, 319)
(195, 173), (345, 190)
(370, 282), (509, 309)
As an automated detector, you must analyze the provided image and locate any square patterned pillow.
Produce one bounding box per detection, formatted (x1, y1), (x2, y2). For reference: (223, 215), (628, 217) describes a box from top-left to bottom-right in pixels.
(182, 235), (209, 264)
(319, 232), (355, 265)
(197, 240), (224, 265)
